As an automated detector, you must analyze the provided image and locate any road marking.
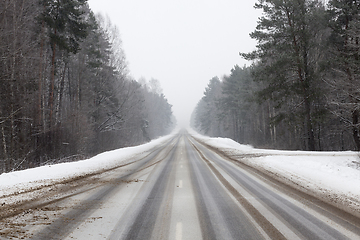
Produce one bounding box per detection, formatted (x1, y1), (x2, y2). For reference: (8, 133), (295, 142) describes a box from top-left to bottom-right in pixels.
(179, 180), (183, 188)
(176, 222), (182, 240)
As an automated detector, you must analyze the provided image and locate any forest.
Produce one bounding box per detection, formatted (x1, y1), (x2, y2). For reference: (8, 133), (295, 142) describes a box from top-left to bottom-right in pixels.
(191, 0), (360, 151)
(0, 0), (174, 173)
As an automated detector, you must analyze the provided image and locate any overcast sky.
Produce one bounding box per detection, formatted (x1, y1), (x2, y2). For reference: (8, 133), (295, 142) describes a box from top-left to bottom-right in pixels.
(87, 0), (261, 127)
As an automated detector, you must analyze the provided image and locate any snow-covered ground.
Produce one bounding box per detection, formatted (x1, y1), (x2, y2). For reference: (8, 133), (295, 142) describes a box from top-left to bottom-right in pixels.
(190, 129), (360, 217)
(0, 133), (175, 198)
(1, 128), (360, 216)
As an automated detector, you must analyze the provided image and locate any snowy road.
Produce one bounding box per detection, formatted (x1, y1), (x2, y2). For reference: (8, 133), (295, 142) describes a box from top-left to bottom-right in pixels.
(1, 132), (360, 239)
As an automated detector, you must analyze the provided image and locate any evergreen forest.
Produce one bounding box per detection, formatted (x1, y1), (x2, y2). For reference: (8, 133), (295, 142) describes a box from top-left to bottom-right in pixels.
(0, 0), (174, 173)
(191, 0), (360, 151)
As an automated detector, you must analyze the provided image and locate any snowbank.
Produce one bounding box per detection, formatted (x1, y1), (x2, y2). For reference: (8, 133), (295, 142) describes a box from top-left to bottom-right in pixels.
(0, 133), (175, 197)
(189, 128), (360, 215)
(2, 127), (360, 216)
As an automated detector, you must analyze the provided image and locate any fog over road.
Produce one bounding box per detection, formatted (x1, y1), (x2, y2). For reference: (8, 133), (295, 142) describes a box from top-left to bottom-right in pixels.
(1, 131), (360, 239)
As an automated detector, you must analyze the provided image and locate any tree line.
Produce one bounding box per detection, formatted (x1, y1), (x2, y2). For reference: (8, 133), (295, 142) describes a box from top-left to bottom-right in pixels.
(191, 0), (360, 151)
(0, 0), (174, 173)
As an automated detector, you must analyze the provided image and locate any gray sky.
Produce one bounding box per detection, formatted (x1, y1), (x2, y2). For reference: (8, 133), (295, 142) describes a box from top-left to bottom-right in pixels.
(87, 0), (261, 127)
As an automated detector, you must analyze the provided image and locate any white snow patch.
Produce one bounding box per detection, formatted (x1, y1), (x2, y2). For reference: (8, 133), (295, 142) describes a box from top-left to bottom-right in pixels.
(2, 127), (360, 215)
(189, 128), (360, 215)
(0, 133), (175, 197)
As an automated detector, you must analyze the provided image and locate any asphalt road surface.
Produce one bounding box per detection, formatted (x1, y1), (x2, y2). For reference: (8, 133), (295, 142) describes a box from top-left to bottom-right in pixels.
(1, 131), (360, 239)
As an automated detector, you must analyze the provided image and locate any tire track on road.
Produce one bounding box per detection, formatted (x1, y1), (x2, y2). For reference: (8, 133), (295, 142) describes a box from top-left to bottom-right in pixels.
(190, 136), (359, 240)
(107, 136), (180, 240)
(185, 137), (266, 240)
(27, 136), (180, 240)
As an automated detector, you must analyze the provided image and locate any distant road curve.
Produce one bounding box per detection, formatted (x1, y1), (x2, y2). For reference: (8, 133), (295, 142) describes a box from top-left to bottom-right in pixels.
(1, 131), (360, 239)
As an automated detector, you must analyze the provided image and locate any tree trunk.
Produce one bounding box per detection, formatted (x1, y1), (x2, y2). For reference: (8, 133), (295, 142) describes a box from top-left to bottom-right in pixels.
(2, 125), (8, 172)
(304, 97), (315, 150)
(352, 110), (360, 151)
(49, 41), (56, 128)
(10, 0), (17, 161)
(57, 62), (67, 122)
(38, 20), (45, 126)
(303, 32), (315, 151)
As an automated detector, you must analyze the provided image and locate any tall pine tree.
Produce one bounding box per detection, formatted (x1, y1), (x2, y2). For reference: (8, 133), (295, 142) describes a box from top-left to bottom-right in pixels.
(327, 0), (360, 150)
(241, 0), (327, 150)
(39, 0), (88, 129)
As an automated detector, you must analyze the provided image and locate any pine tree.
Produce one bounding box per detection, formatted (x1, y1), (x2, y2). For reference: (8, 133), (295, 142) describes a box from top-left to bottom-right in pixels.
(193, 77), (222, 136)
(327, 0), (360, 150)
(241, 0), (327, 150)
(220, 66), (253, 142)
(39, 0), (88, 129)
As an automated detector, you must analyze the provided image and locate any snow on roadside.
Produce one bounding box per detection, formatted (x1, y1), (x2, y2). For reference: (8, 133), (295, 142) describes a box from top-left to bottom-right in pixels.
(0, 133), (175, 197)
(189, 128), (360, 215)
(2, 127), (360, 215)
